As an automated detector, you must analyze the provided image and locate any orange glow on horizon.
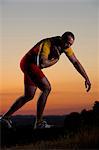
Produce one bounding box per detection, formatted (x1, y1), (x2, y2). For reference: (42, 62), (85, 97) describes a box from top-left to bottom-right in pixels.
(0, 88), (99, 115)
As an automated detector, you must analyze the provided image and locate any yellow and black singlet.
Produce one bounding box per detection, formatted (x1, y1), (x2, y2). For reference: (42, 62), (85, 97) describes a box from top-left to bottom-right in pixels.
(23, 36), (74, 66)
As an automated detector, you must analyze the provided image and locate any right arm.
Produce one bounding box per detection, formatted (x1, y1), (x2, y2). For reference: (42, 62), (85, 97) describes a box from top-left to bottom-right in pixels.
(40, 57), (59, 69)
(39, 40), (59, 69)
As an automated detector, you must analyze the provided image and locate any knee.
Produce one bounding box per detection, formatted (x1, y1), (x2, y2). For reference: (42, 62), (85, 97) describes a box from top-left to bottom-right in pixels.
(44, 84), (51, 94)
(24, 95), (34, 102)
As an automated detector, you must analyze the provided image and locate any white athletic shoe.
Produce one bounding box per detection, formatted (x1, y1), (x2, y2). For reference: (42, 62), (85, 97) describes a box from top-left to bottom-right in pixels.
(34, 120), (54, 129)
(0, 116), (12, 128)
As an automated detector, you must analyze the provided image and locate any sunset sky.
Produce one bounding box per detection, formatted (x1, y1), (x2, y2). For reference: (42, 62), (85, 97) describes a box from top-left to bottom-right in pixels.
(0, 0), (99, 115)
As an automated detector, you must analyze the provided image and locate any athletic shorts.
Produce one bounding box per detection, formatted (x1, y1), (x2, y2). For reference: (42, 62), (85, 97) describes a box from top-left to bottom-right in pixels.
(20, 57), (45, 86)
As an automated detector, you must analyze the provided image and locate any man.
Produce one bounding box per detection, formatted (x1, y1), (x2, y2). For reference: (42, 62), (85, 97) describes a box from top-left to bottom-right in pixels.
(0, 32), (91, 129)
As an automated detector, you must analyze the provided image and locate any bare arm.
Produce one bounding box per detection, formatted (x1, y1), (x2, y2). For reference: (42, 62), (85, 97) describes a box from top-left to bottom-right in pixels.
(40, 56), (59, 69)
(39, 40), (60, 69)
(40, 45), (60, 69)
(65, 52), (91, 92)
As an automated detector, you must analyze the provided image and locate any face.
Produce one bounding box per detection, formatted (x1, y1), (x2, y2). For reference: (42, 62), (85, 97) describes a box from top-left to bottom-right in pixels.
(63, 36), (74, 49)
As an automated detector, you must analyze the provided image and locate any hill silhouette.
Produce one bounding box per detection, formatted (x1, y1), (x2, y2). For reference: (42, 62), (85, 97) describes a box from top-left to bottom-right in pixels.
(64, 101), (99, 131)
(0, 101), (99, 149)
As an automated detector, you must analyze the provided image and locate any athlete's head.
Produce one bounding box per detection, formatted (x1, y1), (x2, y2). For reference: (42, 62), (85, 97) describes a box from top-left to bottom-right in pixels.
(61, 31), (75, 49)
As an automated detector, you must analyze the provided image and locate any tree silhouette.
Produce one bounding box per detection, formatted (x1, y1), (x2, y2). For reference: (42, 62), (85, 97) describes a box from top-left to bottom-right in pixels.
(93, 101), (99, 113)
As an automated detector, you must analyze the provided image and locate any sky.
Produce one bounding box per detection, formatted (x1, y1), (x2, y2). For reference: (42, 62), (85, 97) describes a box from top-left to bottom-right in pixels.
(0, 0), (99, 115)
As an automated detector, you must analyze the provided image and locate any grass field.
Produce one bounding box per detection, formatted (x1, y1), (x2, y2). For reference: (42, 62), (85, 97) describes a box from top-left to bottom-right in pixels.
(1, 126), (99, 150)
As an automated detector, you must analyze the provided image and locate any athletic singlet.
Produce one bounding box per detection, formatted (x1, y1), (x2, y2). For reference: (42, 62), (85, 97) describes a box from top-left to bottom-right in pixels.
(22, 36), (74, 67)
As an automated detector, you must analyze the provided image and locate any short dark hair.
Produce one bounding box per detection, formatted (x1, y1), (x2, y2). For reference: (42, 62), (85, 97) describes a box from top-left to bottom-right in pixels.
(62, 31), (75, 41)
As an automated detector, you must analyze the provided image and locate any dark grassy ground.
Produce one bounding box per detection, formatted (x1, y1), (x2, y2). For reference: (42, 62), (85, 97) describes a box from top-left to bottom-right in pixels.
(0, 101), (99, 149)
(1, 125), (99, 149)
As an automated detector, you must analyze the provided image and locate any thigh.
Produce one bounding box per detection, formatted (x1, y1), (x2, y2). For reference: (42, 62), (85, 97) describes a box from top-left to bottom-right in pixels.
(24, 73), (36, 87)
(24, 84), (37, 98)
(23, 63), (44, 85)
(25, 64), (51, 91)
(24, 71), (37, 97)
(24, 74), (50, 94)
(36, 76), (51, 92)
(24, 63), (51, 91)
(26, 64), (45, 86)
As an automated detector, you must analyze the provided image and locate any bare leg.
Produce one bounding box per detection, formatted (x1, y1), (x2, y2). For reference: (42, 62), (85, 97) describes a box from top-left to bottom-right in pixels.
(36, 77), (51, 123)
(2, 85), (37, 119)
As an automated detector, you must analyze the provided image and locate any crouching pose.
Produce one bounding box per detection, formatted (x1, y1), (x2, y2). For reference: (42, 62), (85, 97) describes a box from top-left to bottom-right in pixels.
(0, 32), (91, 129)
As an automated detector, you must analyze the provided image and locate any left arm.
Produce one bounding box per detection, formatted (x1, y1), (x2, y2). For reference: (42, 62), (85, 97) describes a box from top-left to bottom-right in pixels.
(64, 50), (91, 92)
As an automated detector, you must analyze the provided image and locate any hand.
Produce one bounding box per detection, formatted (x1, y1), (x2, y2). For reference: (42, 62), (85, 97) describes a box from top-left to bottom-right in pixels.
(40, 64), (45, 69)
(85, 79), (91, 92)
